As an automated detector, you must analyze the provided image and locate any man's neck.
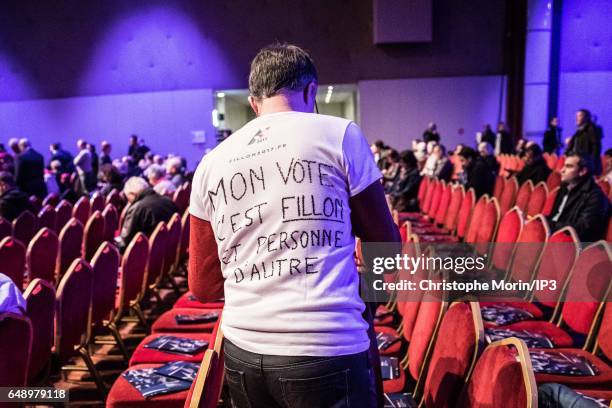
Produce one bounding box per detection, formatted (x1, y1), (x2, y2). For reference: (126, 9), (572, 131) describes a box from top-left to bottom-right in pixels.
(257, 93), (311, 116)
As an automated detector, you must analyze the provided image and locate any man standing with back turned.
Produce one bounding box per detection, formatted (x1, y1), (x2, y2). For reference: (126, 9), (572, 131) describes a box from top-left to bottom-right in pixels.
(189, 44), (400, 407)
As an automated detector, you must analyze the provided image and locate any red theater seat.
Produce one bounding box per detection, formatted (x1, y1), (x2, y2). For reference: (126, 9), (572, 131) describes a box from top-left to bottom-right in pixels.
(459, 338), (536, 408)
(420, 302), (484, 407)
(23, 279), (55, 383)
(173, 292), (225, 310)
(151, 308), (220, 334)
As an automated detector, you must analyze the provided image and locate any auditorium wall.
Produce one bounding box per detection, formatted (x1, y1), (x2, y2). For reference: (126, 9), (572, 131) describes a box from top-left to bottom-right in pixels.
(557, 0), (611, 149)
(0, 89), (216, 169)
(0, 0), (507, 162)
(358, 75), (506, 151)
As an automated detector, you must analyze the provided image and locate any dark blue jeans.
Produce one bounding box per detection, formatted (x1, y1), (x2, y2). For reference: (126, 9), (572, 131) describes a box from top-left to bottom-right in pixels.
(538, 383), (603, 408)
(223, 339), (377, 408)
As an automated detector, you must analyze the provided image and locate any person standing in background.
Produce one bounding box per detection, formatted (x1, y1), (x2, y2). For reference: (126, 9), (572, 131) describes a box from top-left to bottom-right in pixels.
(88, 143), (99, 181)
(74, 139), (95, 193)
(496, 121), (514, 154)
(15, 138), (46, 199)
(422, 122), (440, 144)
(479, 124), (496, 148)
(49, 143), (75, 174)
(566, 109), (602, 175)
(542, 117), (562, 155)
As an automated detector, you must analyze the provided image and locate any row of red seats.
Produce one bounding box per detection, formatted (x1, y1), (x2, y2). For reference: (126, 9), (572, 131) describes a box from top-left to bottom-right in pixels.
(382, 175), (611, 404)
(0, 209), (192, 396)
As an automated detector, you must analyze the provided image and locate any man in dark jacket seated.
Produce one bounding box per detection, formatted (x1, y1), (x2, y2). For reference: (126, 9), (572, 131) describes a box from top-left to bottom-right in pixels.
(116, 176), (178, 251)
(515, 144), (551, 186)
(458, 146), (495, 198)
(0, 171), (33, 221)
(548, 153), (610, 242)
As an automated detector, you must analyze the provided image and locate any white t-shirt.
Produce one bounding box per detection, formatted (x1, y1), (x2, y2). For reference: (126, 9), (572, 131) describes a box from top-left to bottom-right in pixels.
(190, 111), (381, 356)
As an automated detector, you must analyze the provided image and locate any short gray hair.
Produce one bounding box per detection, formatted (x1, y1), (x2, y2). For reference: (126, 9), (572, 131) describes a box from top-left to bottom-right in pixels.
(123, 176), (149, 197)
(145, 164), (165, 181)
(18, 138), (30, 149)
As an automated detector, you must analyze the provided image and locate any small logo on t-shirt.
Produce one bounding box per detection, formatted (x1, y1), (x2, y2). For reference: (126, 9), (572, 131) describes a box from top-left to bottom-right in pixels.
(248, 127), (270, 145)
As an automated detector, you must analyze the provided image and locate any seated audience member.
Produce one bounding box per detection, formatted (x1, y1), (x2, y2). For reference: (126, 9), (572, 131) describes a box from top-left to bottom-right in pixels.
(138, 151), (154, 171)
(116, 176), (177, 251)
(49, 142), (74, 173)
(0, 146), (14, 173)
(153, 154), (165, 166)
(422, 144), (452, 181)
(49, 160), (66, 193)
(477, 142), (500, 176)
(413, 140), (427, 170)
(165, 156), (184, 187)
(515, 137), (527, 158)
(0, 171), (33, 221)
(422, 122), (440, 143)
(548, 153), (610, 242)
(515, 144), (551, 186)
(145, 164), (177, 197)
(44, 167), (60, 196)
(15, 138), (47, 199)
(98, 164), (124, 196)
(381, 150), (401, 192)
(371, 140), (388, 170)
(496, 121), (514, 154)
(0, 273), (26, 315)
(388, 150), (421, 211)
(458, 146), (495, 198)
(602, 148), (612, 185)
(100, 141), (112, 166)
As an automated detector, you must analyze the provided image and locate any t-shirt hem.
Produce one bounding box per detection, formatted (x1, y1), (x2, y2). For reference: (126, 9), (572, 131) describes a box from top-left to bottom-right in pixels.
(224, 330), (370, 357)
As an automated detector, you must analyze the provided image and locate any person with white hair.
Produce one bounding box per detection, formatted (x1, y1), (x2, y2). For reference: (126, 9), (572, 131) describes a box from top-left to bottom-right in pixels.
(165, 156), (184, 187)
(116, 176), (177, 251)
(478, 141), (500, 176)
(145, 164), (177, 197)
(421, 144), (452, 181)
(14, 138), (47, 198)
(7, 138), (21, 156)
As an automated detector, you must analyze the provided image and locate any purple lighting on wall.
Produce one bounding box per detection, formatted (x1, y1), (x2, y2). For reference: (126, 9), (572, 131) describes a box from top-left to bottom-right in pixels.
(79, 5), (236, 95)
(0, 52), (36, 101)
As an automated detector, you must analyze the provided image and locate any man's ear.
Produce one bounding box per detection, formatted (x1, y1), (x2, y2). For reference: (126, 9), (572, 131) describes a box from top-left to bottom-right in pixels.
(248, 95), (260, 116)
(308, 82), (318, 107)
